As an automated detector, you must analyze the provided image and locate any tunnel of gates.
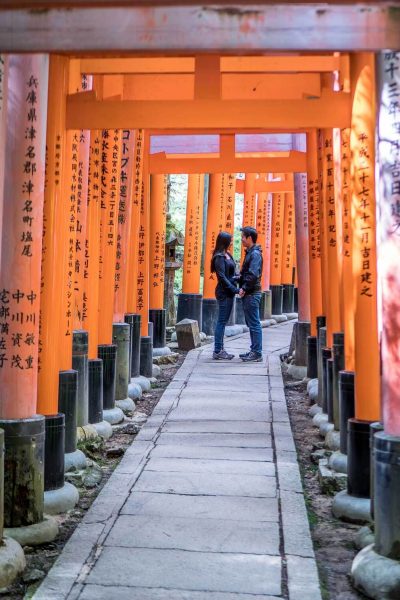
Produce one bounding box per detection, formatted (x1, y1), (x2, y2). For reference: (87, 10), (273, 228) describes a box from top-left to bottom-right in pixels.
(0, 0), (400, 594)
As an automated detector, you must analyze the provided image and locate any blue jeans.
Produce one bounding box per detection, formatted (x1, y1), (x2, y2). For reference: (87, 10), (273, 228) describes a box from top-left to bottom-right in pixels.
(242, 293), (262, 355)
(214, 296), (234, 353)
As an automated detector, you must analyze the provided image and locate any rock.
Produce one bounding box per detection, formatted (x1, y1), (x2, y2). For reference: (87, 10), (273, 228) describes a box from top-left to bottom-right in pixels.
(310, 449), (329, 465)
(171, 332), (177, 342)
(153, 353), (179, 365)
(82, 461), (103, 488)
(325, 429), (341, 451)
(224, 325), (243, 337)
(318, 458), (347, 495)
(128, 382), (143, 400)
(354, 526), (375, 550)
(308, 404), (322, 418)
(168, 341), (179, 350)
(22, 568), (45, 583)
(200, 332), (207, 341)
(131, 375), (151, 392)
(106, 446), (125, 459)
(152, 346), (172, 357)
(175, 318), (201, 350)
(152, 364), (161, 377)
(131, 411), (147, 424)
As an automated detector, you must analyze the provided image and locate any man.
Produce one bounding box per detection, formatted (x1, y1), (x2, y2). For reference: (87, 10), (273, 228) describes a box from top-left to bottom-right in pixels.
(238, 226), (263, 362)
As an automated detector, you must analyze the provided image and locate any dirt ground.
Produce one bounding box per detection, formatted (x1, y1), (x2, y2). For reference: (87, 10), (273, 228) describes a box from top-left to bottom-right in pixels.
(4, 353), (186, 600)
(283, 371), (365, 600)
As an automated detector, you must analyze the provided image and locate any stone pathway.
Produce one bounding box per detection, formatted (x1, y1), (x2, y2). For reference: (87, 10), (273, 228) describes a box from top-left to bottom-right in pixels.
(34, 321), (321, 600)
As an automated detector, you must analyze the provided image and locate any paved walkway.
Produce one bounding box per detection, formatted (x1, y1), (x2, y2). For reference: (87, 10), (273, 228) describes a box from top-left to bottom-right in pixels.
(35, 321), (321, 600)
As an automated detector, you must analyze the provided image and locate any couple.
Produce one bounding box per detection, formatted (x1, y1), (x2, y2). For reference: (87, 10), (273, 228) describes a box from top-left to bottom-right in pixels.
(211, 226), (263, 363)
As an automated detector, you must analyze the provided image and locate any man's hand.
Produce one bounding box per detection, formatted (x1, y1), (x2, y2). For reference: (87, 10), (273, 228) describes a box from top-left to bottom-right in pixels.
(238, 288), (245, 298)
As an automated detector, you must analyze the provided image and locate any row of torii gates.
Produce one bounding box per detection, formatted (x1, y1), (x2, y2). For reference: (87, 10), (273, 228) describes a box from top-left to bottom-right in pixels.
(0, 44), (400, 596)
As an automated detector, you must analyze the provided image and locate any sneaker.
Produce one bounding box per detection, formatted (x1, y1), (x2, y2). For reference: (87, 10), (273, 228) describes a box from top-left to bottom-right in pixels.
(239, 351), (251, 359)
(241, 351), (263, 363)
(213, 350), (235, 360)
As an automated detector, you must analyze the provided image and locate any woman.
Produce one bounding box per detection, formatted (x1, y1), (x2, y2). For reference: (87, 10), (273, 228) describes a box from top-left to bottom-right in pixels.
(211, 231), (238, 360)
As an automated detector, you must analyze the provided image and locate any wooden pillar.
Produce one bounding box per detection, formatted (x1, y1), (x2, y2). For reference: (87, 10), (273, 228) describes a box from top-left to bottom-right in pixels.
(317, 130), (329, 319)
(340, 127), (355, 370)
(149, 174), (168, 310)
(270, 189), (285, 287)
(241, 173), (257, 262)
(376, 51), (400, 434)
(294, 171), (311, 323)
(0, 54), (48, 419)
(264, 192), (273, 291)
(350, 60), (380, 422)
(321, 129), (341, 346)
(306, 130), (323, 336)
(126, 129), (144, 315)
(182, 174), (204, 294)
(114, 129), (135, 322)
(256, 189), (268, 290)
(37, 55), (69, 414)
(136, 134), (150, 336)
(225, 173), (236, 235)
(85, 131), (101, 359)
(0, 56), (8, 269)
(281, 187), (296, 286)
(203, 173), (226, 300)
(73, 74), (92, 330)
(97, 128), (122, 345)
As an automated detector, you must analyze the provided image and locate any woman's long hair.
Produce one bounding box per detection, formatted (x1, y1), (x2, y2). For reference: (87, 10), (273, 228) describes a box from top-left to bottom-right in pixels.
(211, 231), (232, 273)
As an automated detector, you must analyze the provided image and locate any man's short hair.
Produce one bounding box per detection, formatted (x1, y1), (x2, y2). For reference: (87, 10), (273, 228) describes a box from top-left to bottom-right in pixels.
(240, 226), (258, 243)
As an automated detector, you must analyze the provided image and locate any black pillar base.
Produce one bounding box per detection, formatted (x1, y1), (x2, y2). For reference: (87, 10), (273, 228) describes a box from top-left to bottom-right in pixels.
(370, 422), (384, 521)
(177, 293), (203, 330)
(327, 358), (334, 423)
(374, 431), (400, 558)
(58, 369), (78, 454)
(339, 370), (355, 455)
(140, 336), (153, 378)
(98, 344), (116, 410)
(72, 330), (89, 428)
(0, 416), (45, 528)
(347, 418), (372, 498)
(88, 358), (103, 425)
(149, 308), (166, 348)
(282, 284), (295, 313)
(322, 347), (332, 414)
(235, 297), (246, 325)
(307, 336), (318, 379)
(294, 287), (299, 312)
(332, 332), (345, 430)
(125, 313), (141, 379)
(44, 413), (65, 492)
(270, 285), (283, 315)
(317, 324), (327, 407)
(202, 298), (218, 336)
(295, 321), (311, 366)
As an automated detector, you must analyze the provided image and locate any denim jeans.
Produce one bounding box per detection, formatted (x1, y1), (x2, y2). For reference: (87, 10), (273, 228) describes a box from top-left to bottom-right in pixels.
(214, 296), (234, 353)
(242, 293), (262, 355)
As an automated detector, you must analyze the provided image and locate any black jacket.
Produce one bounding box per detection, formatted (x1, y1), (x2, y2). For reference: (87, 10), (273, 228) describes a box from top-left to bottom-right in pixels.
(212, 252), (238, 299)
(239, 245), (263, 294)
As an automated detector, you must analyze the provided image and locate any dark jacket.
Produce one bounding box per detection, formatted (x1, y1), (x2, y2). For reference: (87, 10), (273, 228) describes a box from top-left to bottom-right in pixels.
(212, 252), (238, 299)
(239, 244), (263, 294)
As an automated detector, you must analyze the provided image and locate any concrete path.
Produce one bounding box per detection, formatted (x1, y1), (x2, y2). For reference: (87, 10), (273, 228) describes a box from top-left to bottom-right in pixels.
(34, 321), (321, 600)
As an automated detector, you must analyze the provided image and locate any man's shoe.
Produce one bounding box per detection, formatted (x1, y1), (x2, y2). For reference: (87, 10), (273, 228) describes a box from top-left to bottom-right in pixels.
(239, 351), (251, 359)
(241, 351), (263, 363)
(213, 350), (235, 360)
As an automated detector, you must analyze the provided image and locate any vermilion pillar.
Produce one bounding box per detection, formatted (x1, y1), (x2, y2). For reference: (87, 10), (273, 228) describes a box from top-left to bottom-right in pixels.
(256, 190), (268, 289)
(0, 55), (49, 419)
(306, 130), (323, 336)
(321, 129), (341, 347)
(149, 174), (168, 348)
(127, 129), (144, 315)
(97, 129), (122, 345)
(114, 129), (135, 323)
(0, 56), (8, 268)
(225, 173), (236, 235)
(38, 55), (69, 415)
(264, 192), (273, 291)
(340, 127), (355, 371)
(317, 130), (329, 319)
(241, 173), (257, 263)
(281, 189), (296, 286)
(85, 131), (101, 359)
(136, 136), (150, 337)
(269, 185), (285, 315)
(350, 63), (380, 423)
(203, 174), (227, 300)
(182, 174), (204, 294)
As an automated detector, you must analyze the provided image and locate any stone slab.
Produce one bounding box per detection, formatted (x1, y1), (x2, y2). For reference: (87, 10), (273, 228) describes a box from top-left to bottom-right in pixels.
(86, 547), (282, 596)
(150, 444), (273, 462)
(122, 492), (279, 522)
(80, 586), (281, 600)
(178, 391), (270, 404)
(163, 420), (269, 434)
(134, 470), (277, 497)
(155, 432), (272, 448)
(168, 404), (271, 422)
(280, 490), (315, 558)
(105, 514), (280, 554)
(145, 457), (275, 476)
(287, 555), (322, 600)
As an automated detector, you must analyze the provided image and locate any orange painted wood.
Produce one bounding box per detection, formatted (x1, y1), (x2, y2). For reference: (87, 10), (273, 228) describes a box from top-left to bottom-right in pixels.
(0, 57), (7, 270)
(203, 174), (227, 300)
(294, 171), (311, 322)
(269, 186), (285, 287)
(317, 130), (328, 318)
(225, 173), (236, 235)
(0, 55), (48, 419)
(182, 174), (204, 295)
(350, 61), (380, 422)
(281, 190), (296, 285)
(306, 130), (323, 336)
(241, 173), (257, 263)
(97, 129), (122, 345)
(38, 54), (69, 415)
(113, 129), (135, 322)
(149, 174), (168, 310)
(126, 129), (145, 314)
(137, 146), (150, 336)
